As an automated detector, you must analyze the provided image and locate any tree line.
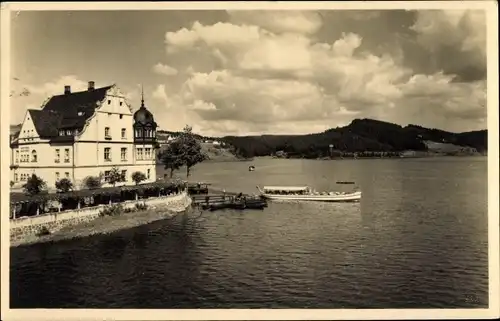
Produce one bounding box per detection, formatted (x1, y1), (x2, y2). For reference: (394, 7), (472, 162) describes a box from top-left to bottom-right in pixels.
(220, 119), (487, 158)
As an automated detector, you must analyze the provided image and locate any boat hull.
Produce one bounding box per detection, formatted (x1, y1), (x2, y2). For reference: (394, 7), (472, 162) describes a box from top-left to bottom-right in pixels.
(260, 191), (362, 202)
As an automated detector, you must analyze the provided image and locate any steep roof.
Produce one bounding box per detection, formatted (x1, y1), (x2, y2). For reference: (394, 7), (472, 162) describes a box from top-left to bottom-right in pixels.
(28, 109), (63, 137)
(30, 85), (113, 138)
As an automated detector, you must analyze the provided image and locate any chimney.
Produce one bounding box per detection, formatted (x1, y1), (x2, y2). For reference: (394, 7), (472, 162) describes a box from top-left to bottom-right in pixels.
(64, 85), (71, 95)
(88, 81), (95, 91)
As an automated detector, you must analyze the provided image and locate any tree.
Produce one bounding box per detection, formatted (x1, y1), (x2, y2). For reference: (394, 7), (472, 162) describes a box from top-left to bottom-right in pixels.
(178, 125), (207, 178)
(55, 178), (74, 193)
(83, 175), (102, 190)
(23, 174), (46, 195)
(131, 171), (147, 185)
(107, 166), (123, 187)
(159, 142), (184, 178)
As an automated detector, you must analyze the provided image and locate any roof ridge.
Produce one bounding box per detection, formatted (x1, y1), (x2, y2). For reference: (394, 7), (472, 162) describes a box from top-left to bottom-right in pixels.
(50, 84), (113, 97)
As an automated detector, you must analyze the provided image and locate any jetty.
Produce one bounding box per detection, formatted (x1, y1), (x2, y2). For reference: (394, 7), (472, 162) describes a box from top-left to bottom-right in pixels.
(189, 186), (268, 211)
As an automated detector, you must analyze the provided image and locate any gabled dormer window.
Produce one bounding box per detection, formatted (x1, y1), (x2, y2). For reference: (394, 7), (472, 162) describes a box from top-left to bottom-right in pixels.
(59, 130), (65, 136)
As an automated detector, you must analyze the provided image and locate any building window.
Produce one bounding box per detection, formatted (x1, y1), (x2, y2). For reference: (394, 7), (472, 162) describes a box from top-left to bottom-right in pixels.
(31, 150), (37, 162)
(64, 149), (70, 163)
(119, 114), (123, 119)
(121, 128), (126, 139)
(55, 149), (60, 163)
(104, 171), (110, 182)
(119, 102), (123, 106)
(65, 172), (70, 178)
(55, 172), (60, 181)
(59, 130), (65, 136)
(14, 173), (18, 182)
(145, 148), (151, 160)
(136, 148), (143, 160)
(15, 150), (19, 163)
(121, 147), (127, 161)
(121, 170), (127, 181)
(105, 127), (111, 139)
(66, 130), (72, 136)
(20, 147), (29, 162)
(104, 148), (111, 161)
(135, 128), (143, 138)
(147, 169), (150, 179)
(108, 100), (111, 105)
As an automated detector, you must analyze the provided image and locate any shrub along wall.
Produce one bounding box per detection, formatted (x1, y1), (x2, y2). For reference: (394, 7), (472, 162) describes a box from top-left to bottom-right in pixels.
(10, 180), (188, 219)
(10, 191), (189, 243)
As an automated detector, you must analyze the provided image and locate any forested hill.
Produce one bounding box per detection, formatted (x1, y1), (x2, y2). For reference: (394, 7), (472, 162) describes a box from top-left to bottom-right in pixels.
(219, 119), (488, 158)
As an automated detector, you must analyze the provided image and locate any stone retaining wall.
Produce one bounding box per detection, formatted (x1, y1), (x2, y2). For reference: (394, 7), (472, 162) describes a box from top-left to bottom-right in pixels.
(10, 192), (190, 243)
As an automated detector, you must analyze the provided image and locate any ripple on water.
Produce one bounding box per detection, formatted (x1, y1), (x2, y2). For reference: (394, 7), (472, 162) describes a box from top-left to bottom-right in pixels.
(10, 158), (489, 308)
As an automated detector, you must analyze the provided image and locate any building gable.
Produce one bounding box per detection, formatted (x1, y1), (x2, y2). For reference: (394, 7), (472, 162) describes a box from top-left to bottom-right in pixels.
(96, 85), (134, 115)
(17, 110), (43, 142)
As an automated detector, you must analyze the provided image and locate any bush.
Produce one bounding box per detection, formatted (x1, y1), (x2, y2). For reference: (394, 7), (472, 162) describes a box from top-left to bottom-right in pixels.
(55, 178), (74, 193)
(83, 175), (102, 190)
(99, 204), (124, 217)
(135, 202), (148, 211)
(131, 171), (147, 185)
(23, 174), (47, 195)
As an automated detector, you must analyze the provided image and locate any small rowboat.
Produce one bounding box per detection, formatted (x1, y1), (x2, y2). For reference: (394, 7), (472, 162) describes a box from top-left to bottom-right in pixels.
(256, 185), (361, 202)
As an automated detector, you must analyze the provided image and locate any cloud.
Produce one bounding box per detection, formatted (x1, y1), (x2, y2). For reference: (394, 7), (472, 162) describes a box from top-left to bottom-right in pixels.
(152, 84), (169, 104)
(152, 63), (178, 76)
(25, 75), (88, 97)
(227, 10), (323, 35)
(10, 76), (144, 124)
(155, 10), (488, 135)
(409, 10), (486, 81)
(13, 10), (486, 136)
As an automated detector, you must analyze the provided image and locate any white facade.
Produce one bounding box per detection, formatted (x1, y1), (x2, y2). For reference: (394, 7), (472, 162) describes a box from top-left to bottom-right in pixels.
(10, 84), (157, 191)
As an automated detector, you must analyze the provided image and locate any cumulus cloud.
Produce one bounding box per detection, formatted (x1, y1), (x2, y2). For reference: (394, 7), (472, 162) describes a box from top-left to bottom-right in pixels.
(154, 9), (488, 135)
(152, 84), (169, 104)
(10, 76), (144, 124)
(13, 10), (487, 136)
(227, 10), (323, 35)
(152, 63), (178, 76)
(409, 10), (486, 81)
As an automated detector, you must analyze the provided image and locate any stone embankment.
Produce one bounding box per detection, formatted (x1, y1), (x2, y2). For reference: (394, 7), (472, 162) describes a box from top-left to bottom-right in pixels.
(10, 191), (192, 247)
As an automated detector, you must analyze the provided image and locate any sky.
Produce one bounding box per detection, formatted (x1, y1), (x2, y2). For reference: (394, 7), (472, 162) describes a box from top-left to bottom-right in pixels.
(10, 9), (487, 136)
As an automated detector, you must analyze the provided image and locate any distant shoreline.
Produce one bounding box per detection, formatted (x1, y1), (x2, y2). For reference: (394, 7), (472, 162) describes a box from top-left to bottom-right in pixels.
(202, 153), (486, 163)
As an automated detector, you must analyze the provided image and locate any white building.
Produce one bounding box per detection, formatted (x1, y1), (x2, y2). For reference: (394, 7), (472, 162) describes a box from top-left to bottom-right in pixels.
(10, 81), (158, 190)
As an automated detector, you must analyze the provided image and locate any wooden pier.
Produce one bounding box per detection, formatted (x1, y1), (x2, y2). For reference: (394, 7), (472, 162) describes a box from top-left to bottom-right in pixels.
(190, 193), (268, 211)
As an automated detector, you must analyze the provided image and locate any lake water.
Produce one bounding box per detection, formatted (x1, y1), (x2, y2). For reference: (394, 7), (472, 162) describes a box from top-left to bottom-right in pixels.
(10, 157), (489, 308)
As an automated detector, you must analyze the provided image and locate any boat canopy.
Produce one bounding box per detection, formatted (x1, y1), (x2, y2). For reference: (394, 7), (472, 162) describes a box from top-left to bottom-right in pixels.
(263, 186), (309, 192)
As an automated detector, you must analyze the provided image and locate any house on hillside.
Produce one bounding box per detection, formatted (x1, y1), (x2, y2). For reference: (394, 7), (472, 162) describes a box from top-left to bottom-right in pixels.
(10, 81), (158, 190)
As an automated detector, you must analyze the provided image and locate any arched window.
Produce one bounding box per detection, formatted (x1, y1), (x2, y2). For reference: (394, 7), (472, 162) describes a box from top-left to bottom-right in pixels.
(31, 150), (37, 162)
